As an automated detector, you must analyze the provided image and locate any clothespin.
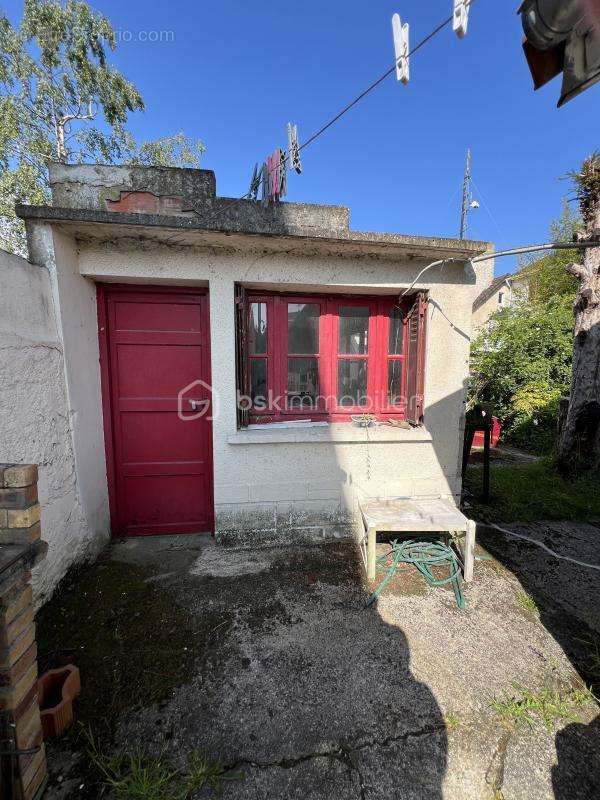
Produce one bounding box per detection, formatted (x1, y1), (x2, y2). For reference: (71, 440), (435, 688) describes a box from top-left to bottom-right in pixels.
(453, 0), (469, 38)
(260, 162), (269, 205)
(391, 13), (410, 85)
(248, 163), (261, 201)
(279, 149), (287, 197)
(287, 123), (302, 174)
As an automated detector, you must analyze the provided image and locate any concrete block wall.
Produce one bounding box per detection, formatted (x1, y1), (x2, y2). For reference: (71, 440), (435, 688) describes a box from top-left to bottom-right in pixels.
(0, 464), (47, 800)
(75, 238), (476, 549)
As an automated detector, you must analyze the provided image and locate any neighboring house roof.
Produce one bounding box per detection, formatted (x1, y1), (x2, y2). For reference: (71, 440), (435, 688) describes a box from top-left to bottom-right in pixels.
(473, 273), (512, 312)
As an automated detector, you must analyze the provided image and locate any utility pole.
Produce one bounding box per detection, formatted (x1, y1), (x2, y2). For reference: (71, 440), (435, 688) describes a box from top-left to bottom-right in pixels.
(459, 148), (472, 240)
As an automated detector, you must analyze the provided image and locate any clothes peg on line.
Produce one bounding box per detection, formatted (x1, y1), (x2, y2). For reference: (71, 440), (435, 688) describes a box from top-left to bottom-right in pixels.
(453, 0), (470, 39)
(287, 123), (302, 174)
(248, 163), (261, 200)
(391, 13), (410, 85)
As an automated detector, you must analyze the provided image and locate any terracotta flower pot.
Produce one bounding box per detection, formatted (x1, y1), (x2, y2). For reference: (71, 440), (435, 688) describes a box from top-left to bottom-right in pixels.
(38, 665), (81, 739)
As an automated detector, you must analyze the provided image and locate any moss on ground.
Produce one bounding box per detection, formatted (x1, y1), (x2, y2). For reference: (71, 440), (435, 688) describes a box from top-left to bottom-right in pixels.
(36, 551), (232, 797)
(37, 556), (205, 741)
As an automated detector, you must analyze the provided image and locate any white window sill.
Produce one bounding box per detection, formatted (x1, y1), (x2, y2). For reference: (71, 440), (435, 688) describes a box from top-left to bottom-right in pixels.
(227, 422), (433, 445)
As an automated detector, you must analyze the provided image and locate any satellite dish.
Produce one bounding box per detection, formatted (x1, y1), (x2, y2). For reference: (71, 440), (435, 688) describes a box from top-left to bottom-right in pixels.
(470, 200), (480, 210)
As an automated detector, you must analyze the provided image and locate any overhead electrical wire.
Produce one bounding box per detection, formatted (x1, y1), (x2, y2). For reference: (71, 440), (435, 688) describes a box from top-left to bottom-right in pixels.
(471, 241), (600, 263)
(173, 0), (600, 293)
(400, 239), (600, 298)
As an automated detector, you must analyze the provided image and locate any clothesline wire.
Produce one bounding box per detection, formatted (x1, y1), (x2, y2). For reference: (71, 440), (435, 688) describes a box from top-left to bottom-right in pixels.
(298, 8), (466, 153)
(192, 0), (477, 231)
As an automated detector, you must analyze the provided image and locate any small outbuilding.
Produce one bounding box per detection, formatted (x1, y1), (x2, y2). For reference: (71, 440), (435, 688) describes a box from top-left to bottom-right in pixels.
(10, 164), (492, 592)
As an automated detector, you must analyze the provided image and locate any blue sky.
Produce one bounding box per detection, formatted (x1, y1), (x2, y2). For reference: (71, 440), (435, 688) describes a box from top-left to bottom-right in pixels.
(4, 0), (599, 273)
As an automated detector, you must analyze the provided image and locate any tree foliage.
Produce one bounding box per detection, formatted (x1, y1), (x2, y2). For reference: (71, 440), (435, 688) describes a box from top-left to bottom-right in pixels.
(569, 151), (600, 225)
(518, 202), (581, 306)
(0, 0), (204, 254)
(471, 204), (581, 453)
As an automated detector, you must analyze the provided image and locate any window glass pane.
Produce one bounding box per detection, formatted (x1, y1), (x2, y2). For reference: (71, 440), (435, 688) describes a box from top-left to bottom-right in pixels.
(287, 358), (319, 409)
(338, 360), (368, 406)
(389, 307), (404, 355)
(339, 306), (369, 354)
(388, 361), (403, 406)
(288, 303), (319, 354)
(250, 360), (268, 406)
(250, 302), (267, 354)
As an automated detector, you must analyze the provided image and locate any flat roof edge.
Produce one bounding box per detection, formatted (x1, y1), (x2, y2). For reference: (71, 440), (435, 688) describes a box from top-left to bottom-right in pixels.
(16, 204), (491, 257)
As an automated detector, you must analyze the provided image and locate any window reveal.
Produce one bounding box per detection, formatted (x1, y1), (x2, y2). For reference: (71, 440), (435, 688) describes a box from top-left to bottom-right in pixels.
(238, 291), (427, 425)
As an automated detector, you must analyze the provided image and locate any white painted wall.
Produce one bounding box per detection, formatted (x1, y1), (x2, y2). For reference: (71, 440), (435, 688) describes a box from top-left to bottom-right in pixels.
(48, 228), (110, 545)
(0, 247), (107, 601)
(72, 238), (476, 545)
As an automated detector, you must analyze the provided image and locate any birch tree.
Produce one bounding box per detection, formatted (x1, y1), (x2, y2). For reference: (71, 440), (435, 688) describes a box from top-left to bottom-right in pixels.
(0, 0), (203, 255)
(557, 153), (600, 472)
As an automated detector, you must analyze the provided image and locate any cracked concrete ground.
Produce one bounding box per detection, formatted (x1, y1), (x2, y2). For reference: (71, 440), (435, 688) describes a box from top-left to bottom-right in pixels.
(42, 523), (600, 799)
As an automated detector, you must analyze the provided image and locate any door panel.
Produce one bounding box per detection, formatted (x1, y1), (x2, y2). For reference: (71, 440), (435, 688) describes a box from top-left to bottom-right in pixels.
(100, 286), (214, 536)
(120, 412), (203, 462)
(115, 344), (203, 396)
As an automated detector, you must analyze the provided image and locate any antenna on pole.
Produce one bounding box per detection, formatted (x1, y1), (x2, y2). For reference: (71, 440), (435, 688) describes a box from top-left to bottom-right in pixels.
(460, 148), (473, 239)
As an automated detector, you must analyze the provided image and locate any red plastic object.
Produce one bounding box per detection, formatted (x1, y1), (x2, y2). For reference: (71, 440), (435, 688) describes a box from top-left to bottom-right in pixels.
(473, 417), (502, 448)
(38, 665), (81, 738)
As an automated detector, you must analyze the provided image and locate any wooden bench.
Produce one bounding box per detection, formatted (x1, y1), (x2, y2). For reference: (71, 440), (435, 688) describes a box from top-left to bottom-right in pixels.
(358, 497), (476, 584)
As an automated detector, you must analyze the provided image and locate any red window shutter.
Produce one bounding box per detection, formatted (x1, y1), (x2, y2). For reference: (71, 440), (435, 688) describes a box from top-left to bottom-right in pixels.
(405, 291), (428, 425)
(234, 284), (249, 428)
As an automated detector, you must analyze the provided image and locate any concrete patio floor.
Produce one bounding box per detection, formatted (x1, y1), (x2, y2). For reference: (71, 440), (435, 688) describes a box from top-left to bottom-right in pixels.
(41, 524), (600, 799)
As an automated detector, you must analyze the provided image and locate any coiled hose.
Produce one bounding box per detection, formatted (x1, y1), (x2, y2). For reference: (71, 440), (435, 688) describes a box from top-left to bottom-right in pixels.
(366, 538), (466, 610)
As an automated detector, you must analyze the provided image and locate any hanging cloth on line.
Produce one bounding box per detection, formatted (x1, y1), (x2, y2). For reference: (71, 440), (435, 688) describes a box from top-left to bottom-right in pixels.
(249, 123), (301, 204)
(260, 148), (287, 203)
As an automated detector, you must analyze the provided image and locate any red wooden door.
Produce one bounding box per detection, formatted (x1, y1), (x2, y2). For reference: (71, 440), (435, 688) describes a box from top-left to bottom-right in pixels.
(99, 286), (214, 537)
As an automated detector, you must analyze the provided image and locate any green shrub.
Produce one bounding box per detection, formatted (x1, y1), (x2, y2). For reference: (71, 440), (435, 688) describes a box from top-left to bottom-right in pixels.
(471, 296), (574, 453)
(470, 202), (580, 456)
(504, 383), (562, 454)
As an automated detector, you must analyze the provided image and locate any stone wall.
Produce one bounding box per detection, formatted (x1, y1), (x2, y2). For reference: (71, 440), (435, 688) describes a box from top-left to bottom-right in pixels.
(0, 464), (47, 799)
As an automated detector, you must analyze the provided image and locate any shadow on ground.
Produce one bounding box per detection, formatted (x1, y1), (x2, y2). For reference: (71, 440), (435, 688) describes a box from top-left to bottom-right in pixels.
(38, 537), (449, 799)
(37, 527), (600, 799)
(476, 521), (600, 800)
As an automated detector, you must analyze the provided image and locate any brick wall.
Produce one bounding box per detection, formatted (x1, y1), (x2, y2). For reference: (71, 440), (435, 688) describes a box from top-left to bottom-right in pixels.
(0, 464), (47, 800)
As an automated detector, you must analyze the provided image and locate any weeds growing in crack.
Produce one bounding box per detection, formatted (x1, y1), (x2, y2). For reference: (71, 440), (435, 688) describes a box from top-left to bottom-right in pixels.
(515, 592), (539, 616)
(184, 751), (244, 796)
(91, 751), (180, 800)
(86, 728), (243, 799)
(576, 634), (600, 685)
(489, 683), (595, 730)
(444, 712), (461, 730)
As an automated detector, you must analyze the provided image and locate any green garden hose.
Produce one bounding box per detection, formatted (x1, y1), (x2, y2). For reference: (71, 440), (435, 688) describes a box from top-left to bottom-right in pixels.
(366, 539), (466, 610)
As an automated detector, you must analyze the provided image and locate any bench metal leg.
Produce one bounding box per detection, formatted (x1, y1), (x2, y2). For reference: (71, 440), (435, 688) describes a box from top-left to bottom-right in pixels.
(367, 526), (377, 583)
(463, 520), (476, 583)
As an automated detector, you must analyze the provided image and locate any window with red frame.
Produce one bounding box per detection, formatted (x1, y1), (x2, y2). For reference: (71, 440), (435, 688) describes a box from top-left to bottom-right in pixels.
(237, 290), (427, 426)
